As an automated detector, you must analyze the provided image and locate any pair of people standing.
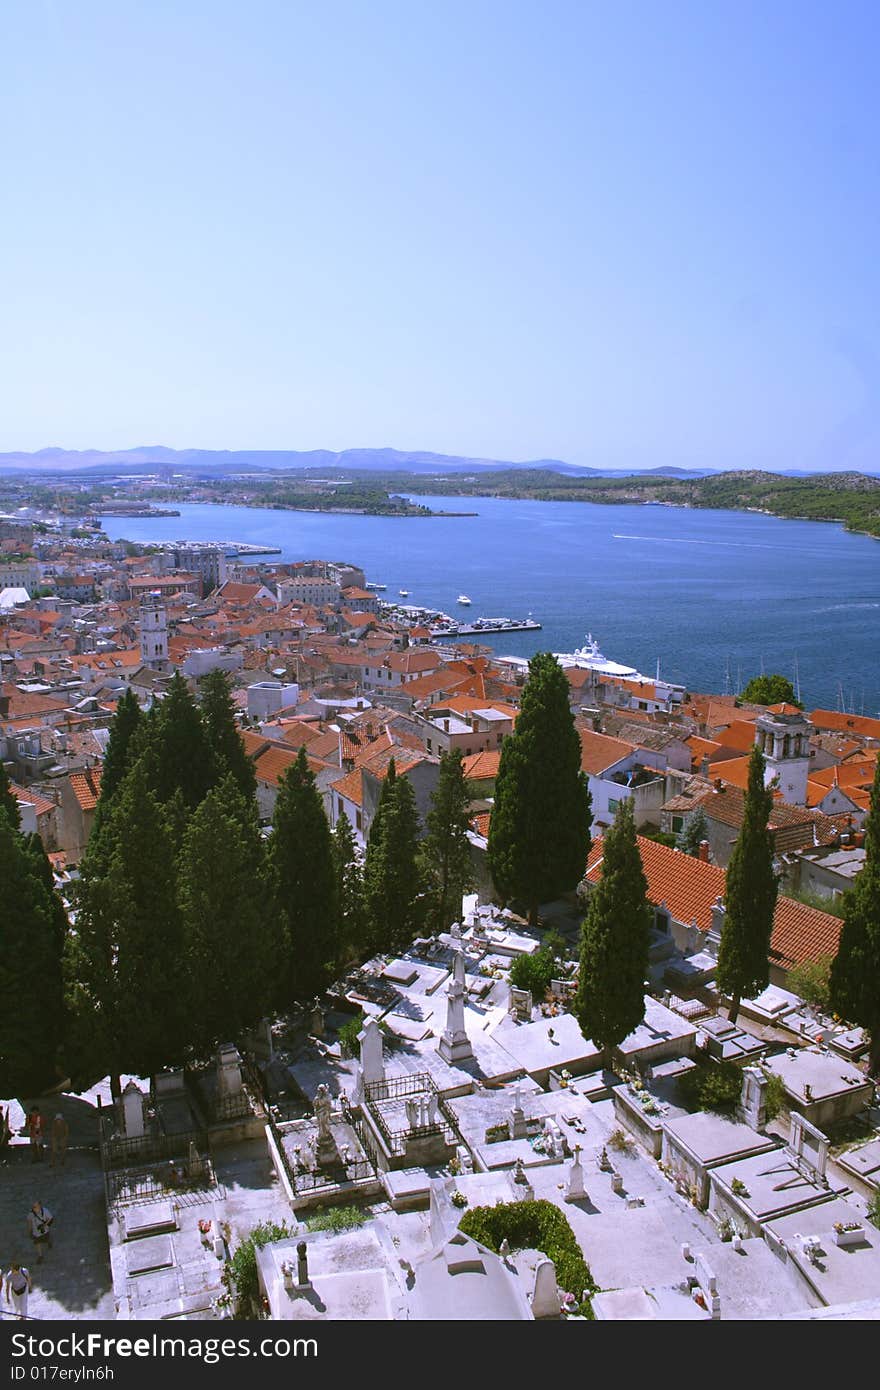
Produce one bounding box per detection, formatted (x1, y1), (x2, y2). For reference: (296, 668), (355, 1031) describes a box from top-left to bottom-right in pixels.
(4, 1201), (56, 1319)
(25, 1108), (69, 1166)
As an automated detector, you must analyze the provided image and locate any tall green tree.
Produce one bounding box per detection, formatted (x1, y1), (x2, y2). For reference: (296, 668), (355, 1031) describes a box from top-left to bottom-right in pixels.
(98, 688), (142, 807)
(831, 757), (880, 1075)
(178, 775), (277, 1052)
(716, 745), (779, 1024)
(0, 820), (65, 1094)
(199, 669), (257, 803)
(676, 805), (710, 858)
(268, 748), (338, 1003)
(488, 652), (592, 923)
(333, 810), (368, 966)
(421, 748), (474, 933)
(364, 762), (425, 954)
(575, 798), (651, 1061)
(147, 671), (216, 809)
(0, 757), (21, 830)
(65, 763), (191, 1089)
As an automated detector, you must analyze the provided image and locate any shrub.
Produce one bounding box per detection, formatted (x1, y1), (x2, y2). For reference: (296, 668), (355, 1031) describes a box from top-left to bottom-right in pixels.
(678, 1060), (743, 1114)
(509, 938), (564, 999)
(305, 1205), (367, 1233)
(459, 1199), (594, 1309)
(226, 1219), (291, 1311)
(868, 1189), (880, 1231)
(337, 1014), (365, 1057)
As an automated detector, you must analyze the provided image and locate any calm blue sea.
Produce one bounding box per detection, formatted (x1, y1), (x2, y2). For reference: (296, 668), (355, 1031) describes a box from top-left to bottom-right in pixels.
(101, 496), (880, 714)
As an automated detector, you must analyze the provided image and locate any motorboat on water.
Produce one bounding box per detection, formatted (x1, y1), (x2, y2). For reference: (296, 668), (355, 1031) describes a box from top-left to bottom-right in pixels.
(457, 594), (472, 605)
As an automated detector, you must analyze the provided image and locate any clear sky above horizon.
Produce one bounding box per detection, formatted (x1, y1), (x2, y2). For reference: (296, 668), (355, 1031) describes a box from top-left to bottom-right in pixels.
(2, 2), (878, 471)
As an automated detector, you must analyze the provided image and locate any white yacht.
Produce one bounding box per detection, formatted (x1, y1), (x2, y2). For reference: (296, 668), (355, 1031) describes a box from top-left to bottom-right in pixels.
(457, 594), (472, 605)
(398, 589), (409, 597)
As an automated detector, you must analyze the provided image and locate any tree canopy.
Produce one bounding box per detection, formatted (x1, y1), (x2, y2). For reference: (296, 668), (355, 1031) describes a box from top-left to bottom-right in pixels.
(739, 673), (801, 707)
(421, 747), (474, 933)
(488, 652), (591, 923)
(716, 745), (779, 1024)
(575, 798), (650, 1057)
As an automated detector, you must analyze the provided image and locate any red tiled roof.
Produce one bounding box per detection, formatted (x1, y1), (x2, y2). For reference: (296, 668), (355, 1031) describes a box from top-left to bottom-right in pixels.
(462, 749), (501, 781)
(585, 834), (843, 971)
(69, 767), (102, 812)
(578, 729), (634, 775)
(809, 709), (880, 741)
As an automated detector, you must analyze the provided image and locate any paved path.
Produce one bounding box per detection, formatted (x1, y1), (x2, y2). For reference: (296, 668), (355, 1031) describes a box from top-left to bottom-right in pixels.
(0, 1149), (115, 1321)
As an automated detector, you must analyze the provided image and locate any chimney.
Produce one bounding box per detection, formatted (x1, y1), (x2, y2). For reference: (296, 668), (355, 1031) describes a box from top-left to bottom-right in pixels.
(713, 778), (724, 792)
(698, 840), (710, 863)
(853, 831), (865, 848)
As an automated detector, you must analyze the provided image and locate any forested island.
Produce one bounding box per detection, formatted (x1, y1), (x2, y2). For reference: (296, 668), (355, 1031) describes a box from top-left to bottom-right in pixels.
(383, 468), (880, 538)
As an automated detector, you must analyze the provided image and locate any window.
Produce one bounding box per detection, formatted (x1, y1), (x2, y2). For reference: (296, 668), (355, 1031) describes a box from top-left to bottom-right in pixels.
(671, 815), (684, 833)
(608, 798), (620, 813)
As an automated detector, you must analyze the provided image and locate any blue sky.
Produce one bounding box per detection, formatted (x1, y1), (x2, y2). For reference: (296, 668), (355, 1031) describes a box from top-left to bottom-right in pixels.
(1, 2), (878, 470)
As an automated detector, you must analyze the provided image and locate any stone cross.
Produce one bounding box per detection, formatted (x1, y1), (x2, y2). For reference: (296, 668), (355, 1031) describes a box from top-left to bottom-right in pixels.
(438, 948), (474, 1064)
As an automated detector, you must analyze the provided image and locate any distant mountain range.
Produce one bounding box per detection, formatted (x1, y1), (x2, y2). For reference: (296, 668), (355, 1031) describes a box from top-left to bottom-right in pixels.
(0, 445), (840, 479)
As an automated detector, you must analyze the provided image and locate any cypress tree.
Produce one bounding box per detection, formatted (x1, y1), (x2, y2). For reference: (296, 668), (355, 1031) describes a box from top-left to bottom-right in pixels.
(99, 688), (142, 807)
(831, 756), (880, 1076)
(0, 820), (65, 1094)
(676, 805), (709, 858)
(488, 652), (592, 924)
(199, 669), (257, 803)
(716, 745), (778, 1024)
(178, 774), (277, 1053)
(421, 747), (474, 933)
(149, 671), (216, 810)
(65, 763), (191, 1087)
(0, 757), (21, 830)
(364, 765), (425, 955)
(268, 748), (338, 1003)
(333, 810), (368, 966)
(575, 798), (651, 1062)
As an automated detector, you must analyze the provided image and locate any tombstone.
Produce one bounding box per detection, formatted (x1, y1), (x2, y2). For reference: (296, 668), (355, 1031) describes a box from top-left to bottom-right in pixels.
(564, 1146), (587, 1203)
(438, 948), (475, 1064)
(254, 1017), (275, 1063)
(187, 1140), (201, 1179)
(738, 1067), (768, 1131)
(281, 1258), (294, 1292)
(531, 1259), (562, 1319)
(216, 1044), (243, 1100)
(499, 1238), (511, 1257)
(450, 921), (462, 940)
(509, 987), (533, 1022)
(457, 1146), (474, 1175)
(405, 1098), (418, 1131)
(121, 1081), (145, 1139)
(512, 1158), (533, 1197)
(509, 1086), (528, 1140)
(309, 1002), (325, 1038)
(610, 1171), (624, 1195)
(789, 1112), (829, 1183)
(313, 1084), (339, 1167)
(353, 1015), (385, 1104)
(296, 1241), (311, 1290)
(694, 1253), (721, 1319)
(597, 1145), (611, 1172)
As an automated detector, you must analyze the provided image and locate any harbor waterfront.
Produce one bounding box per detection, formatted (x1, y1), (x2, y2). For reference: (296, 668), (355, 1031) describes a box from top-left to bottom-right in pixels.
(101, 494), (880, 713)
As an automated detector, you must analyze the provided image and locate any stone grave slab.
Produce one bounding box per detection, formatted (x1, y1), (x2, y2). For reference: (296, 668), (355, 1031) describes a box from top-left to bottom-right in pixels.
(125, 1235), (175, 1276)
(382, 959), (420, 987)
(123, 1200), (177, 1240)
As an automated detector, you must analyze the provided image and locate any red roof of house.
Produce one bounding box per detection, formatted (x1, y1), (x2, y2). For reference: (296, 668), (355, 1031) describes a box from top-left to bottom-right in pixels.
(578, 728), (634, 775)
(584, 834), (843, 972)
(69, 767), (102, 812)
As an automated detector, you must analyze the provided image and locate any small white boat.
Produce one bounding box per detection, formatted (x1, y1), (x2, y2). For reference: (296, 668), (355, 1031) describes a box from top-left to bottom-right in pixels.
(457, 594), (472, 605)
(398, 589), (409, 597)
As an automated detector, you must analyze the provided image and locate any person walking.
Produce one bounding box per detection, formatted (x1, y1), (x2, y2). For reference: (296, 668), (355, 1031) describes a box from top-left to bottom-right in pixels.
(50, 1114), (69, 1169)
(5, 1262), (32, 1318)
(27, 1201), (53, 1262)
(26, 1107), (45, 1163)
